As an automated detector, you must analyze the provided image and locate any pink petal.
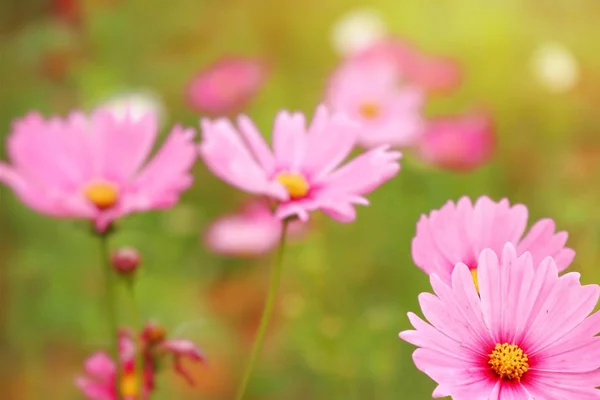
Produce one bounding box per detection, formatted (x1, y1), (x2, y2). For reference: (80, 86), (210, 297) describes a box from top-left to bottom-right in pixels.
(237, 115), (276, 172)
(75, 377), (114, 400)
(199, 118), (286, 199)
(89, 107), (158, 184)
(303, 106), (359, 179)
(320, 145), (401, 195)
(272, 111), (307, 171)
(128, 125), (197, 210)
(517, 218), (575, 271)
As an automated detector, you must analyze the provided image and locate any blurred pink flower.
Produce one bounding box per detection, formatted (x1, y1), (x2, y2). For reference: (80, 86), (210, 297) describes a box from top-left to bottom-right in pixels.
(417, 110), (494, 172)
(199, 105), (401, 222)
(352, 37), (462, 93)
(140, 322), (205, 386)
(76, 325), (204, 399)
(76, 332), (151, 400)
(204, 200), (307, 257)
(186, 56), (268, 116)
(400, 243), (600, 399)
(0, 108), (197, 232)
(411, 196), (575, 284)
(326, 57), (426, 149)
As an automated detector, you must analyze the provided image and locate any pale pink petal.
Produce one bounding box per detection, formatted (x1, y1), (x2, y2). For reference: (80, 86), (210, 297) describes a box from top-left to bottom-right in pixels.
(127, 125), (196, 210)
(237, 115), (276, 172)
(272, 111), (306, 171)
(320, 145), (401, 195)
(303, 108), (360, 179)
(75, 377), (114, 400)
(84, 352), (115, 378)
(518, 219), (575, 271)
(200, 119), (287, 199)
(90, 108), (158, 183)
(160, 339), (205, 386)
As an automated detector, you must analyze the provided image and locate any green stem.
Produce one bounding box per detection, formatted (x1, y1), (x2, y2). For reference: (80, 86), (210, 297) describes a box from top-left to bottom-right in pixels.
(99, 233), (122, 400)
(234, 220), (290, 400)
(125, 282), (144, 398)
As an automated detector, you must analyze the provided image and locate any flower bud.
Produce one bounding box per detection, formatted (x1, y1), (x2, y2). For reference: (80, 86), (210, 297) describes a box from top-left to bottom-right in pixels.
(111, 247), (141, 275)
(141, 322), (167, 345)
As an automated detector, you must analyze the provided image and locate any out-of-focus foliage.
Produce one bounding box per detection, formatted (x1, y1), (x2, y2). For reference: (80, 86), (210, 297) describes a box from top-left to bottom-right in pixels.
(1, 0), (600, 399)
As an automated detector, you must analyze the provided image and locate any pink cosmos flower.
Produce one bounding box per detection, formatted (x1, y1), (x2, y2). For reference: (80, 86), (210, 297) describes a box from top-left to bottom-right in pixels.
(76, 332), (151, 400)
(412, 196), (575, 284)
(352, 37), (463, 93)
(204, 200), (307, 257)
(400, 243), (600, 399)
(199, 105), (401, 222)
(417, 110), (494, 172)
(0, 108), (197, 232)
(186, 56), (268, 116)
(76, 325), (204, 400)
(325, 56), (426, 149)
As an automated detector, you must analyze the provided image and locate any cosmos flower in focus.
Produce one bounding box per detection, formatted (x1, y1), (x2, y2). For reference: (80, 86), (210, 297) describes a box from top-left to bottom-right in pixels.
(199, 104), (401, 222)
(204, 200), (307, 257)
(400, 243), (600, 399)
(530, 41), (579, 93)
(416, 110), (494, 172)
(0, 108), (197, 232)
(325, 56), (426, 149)
(412, 196), (575, 285)
(329, 8), (388, 57)
(186, 56), (268, 116)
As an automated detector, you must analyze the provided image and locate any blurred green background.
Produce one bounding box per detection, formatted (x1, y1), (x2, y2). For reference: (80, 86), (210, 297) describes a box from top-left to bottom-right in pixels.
(2, 0), (600, 399)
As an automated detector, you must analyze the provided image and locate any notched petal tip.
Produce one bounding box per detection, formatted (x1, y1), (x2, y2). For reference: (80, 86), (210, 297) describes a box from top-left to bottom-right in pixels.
(501, 241), (519, 260)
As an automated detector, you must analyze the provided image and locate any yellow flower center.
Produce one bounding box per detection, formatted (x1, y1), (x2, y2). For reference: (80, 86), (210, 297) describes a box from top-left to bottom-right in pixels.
(120, 372), (139, 398)
(359, 101), (381, 119)
(276, 172), (309, 199)
(488, 343), (529, 381)
(471, 269), (479, 293)
(83, 181), (119, 210)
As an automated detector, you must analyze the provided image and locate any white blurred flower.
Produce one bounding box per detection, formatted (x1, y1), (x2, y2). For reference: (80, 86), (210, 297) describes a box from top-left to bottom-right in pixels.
(530, 42), (579, 93)
(99, 90), (166, 123)
(330, 8), (388, 57)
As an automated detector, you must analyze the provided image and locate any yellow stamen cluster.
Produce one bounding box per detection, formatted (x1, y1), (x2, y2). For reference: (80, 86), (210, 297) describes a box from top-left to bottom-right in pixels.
(359, 101), (381, 119)
(471, 269), (479, 293)
(488, 343), (529, 381)
(83, 181), (119, 210)
(276, 172), (309, 199)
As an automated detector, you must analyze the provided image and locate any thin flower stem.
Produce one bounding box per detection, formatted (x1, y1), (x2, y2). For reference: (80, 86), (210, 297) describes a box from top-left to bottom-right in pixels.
(99, 232), (122, 400)
(234, 220), (290, 400)
(125, 282), (145, 398)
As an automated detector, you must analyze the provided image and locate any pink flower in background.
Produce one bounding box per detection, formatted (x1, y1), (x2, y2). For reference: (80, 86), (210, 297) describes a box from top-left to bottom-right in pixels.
(352, 37), (462, 93)
(400, 243), (600, 399)
(326, 57), (425, 149)
(204, 200), (307, 257)
(140, 322), (205, 386)
(76, 332), (151, 400)
(199, 105), (401, 222)
(417, 110), (494, 172)
(0, 108), (197, 231)
(76, 325), (204, 399)
(186, 56), (268, 116)
(412, 196), (574, 284)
